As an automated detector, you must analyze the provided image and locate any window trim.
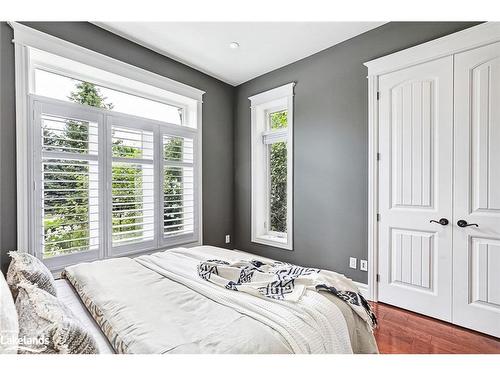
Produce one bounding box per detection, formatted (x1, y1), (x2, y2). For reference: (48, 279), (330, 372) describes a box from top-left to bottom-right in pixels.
(10, 22), (204, 101)
(249, 83), (294, 250)
(11, 22), (203, 266)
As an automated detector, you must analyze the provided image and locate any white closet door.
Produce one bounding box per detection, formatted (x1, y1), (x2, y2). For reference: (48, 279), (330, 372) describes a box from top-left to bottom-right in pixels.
(378, 56), (454, 321)
(454, 42), (500, 338)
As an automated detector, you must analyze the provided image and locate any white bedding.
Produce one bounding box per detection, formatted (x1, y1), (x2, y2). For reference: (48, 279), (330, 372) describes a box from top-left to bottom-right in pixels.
(55, 279), (114, 354)
(63, 246), (378, 354)
(135, 247), (353, 353)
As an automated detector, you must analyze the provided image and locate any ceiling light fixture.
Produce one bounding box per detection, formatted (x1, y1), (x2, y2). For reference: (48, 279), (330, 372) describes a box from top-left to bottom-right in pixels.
(229, 42), (240, 49)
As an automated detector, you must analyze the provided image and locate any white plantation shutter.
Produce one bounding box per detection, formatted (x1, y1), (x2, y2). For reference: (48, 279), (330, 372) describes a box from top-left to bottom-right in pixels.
(162, 133), (196, 241)
(42, 158), (99, 254)
(110, 122), (156, 252)
(30, 96), (200, 268)
(34, 101), (103, 267)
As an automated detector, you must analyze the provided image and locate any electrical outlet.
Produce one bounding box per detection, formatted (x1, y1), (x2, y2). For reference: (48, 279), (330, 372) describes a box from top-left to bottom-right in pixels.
(349, 257), (357, 269)
(225, 234), (231, 244)
(360, 259), (368, 272)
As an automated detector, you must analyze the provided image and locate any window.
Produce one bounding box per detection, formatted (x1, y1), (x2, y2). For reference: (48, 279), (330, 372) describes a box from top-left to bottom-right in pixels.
(34, 69), (184, 125)
(250, 83), (294, 250)
(13, 23), (203, 269)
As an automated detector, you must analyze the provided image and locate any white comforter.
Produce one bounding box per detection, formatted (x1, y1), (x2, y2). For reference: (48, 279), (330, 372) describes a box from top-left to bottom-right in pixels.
(64, 246), (377, 354)
(135, 247), (353, 354)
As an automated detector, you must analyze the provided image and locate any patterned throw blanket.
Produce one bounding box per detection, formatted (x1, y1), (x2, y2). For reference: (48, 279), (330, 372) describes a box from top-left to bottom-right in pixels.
(198, 259), (377, 329)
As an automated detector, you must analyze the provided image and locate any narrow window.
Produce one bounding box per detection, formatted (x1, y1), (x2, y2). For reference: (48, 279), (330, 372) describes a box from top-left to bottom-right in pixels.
(250, 83), (294, 250)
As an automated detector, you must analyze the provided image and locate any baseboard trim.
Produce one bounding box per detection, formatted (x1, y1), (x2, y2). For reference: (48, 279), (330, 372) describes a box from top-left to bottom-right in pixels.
(353, 281), (369, 299)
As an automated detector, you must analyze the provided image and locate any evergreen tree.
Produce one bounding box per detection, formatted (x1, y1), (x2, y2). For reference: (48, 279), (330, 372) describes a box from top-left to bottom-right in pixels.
(68, 82), (114, 110)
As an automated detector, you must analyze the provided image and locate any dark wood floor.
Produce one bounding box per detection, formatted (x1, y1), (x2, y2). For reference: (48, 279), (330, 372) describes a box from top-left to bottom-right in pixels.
(371, 302), (500, 354)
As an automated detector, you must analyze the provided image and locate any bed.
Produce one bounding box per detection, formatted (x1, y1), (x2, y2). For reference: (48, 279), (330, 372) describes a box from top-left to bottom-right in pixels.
(60, 245), (378, 354)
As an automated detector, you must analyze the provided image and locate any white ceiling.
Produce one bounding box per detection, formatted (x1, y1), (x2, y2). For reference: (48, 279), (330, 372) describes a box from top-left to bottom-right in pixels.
(95, 22), (386, 86)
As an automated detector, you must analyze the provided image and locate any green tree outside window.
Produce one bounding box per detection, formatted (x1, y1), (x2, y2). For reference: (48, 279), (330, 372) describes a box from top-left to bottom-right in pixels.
(268, 111), (288, 233)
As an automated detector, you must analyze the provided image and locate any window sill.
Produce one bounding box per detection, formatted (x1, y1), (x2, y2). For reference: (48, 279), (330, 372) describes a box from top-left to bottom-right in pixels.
(252, 234), (292, 251)
(46, 238), (201, 275)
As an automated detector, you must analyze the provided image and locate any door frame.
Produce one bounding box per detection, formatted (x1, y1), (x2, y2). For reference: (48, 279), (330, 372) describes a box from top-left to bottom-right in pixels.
(364, 22), (500, 302)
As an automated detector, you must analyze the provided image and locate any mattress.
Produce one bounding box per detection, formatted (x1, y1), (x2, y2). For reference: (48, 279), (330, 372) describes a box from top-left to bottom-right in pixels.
(55, 279), (114, 354)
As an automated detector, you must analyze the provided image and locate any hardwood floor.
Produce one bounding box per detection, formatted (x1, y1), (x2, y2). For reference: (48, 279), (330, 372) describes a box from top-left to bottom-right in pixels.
(371, 302), (500, 354)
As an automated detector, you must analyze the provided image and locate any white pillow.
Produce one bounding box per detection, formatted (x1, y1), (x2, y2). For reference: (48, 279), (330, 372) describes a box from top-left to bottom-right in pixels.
(0, 272), (19, 354)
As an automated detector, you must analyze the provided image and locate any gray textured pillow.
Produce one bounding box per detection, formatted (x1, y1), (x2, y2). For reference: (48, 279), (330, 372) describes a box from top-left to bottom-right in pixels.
(0, 273), (19, 354)
(15, 282), (98, 354)
(7, 251), (57, 300)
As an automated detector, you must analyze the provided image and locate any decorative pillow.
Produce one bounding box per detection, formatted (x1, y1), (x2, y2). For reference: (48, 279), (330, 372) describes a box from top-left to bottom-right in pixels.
(0, 273), (19, 354)
(6, 251), (57, 300)
(15, 282), (99, 354)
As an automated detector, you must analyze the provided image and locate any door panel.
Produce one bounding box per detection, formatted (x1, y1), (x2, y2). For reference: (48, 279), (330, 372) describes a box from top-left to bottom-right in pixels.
(471, 56), (500, 211)
(470, 238), (500, 307)
(391, 80), (434, 209)
(390, 229), (434, 289)
(378, 56), (453, 321)
(454, 42), (500, 337)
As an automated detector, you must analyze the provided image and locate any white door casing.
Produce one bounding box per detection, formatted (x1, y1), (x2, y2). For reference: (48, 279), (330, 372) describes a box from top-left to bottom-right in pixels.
(453, 41), (500, 337)
(377, 56), (454, 321)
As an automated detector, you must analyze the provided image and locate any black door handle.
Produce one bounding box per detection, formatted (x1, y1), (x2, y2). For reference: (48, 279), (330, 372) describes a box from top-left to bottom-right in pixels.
(457, 220), (479, 228)
(430, 218), (449, 226)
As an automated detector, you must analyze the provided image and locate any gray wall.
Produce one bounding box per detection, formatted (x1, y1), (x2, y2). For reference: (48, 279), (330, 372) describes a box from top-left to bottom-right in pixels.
(0, 21), (482, 280)
(0, 23), (17, 274)
(233, 22), (481, 283)
(0, 22), (235, 273)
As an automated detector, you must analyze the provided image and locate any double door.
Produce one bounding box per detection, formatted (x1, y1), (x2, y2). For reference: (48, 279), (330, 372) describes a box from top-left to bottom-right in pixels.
(377, 42), (500, 338)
